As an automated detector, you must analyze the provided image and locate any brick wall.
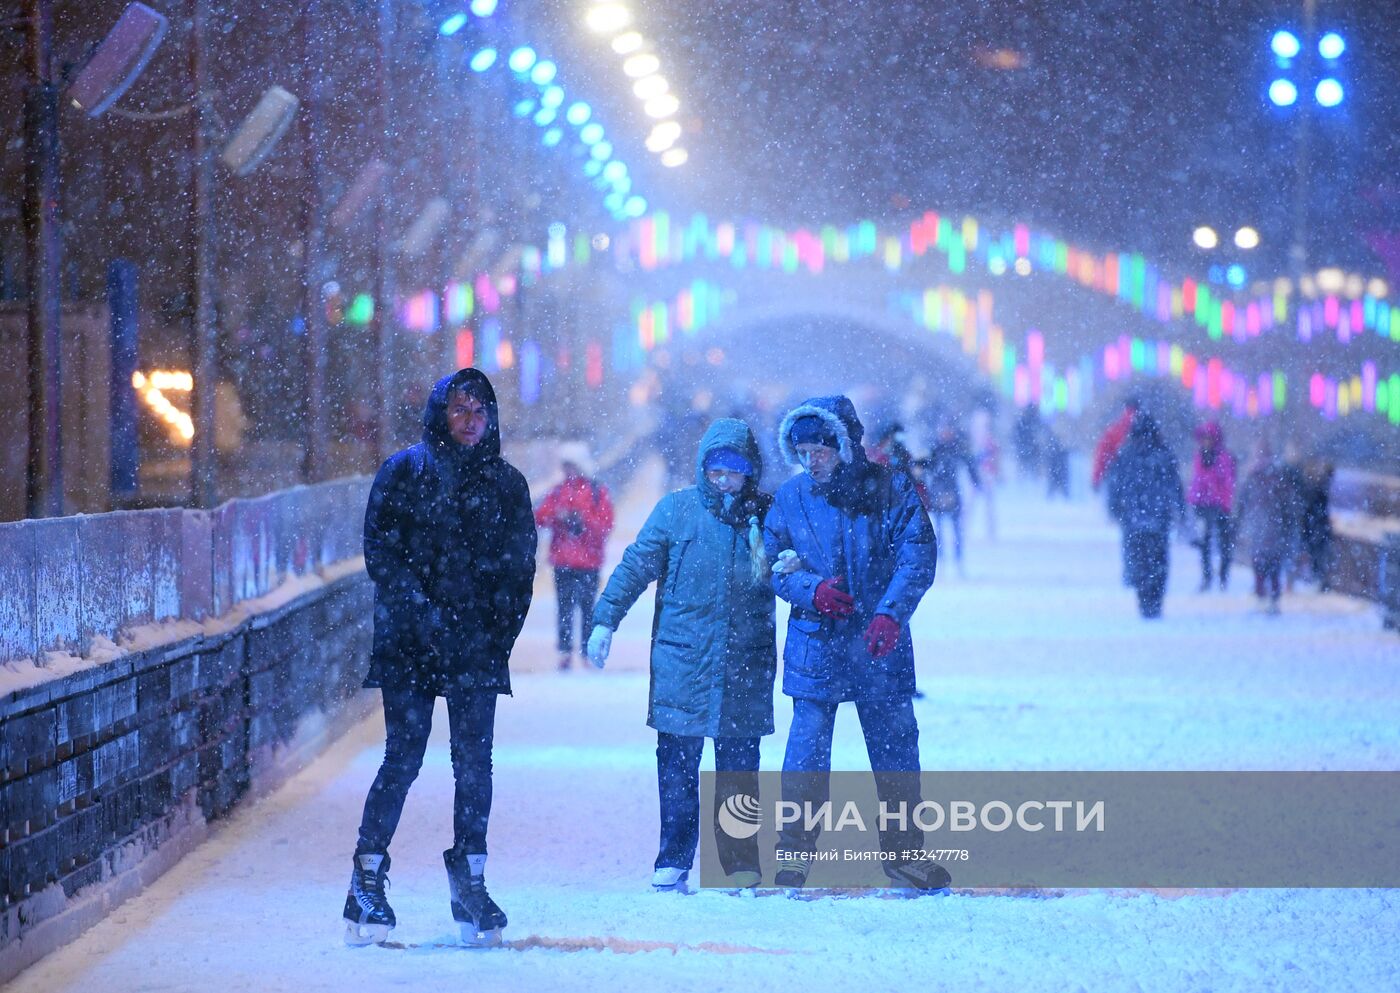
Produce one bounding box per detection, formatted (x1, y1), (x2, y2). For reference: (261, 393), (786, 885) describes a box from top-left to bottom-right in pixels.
(0, 569), (373, 984)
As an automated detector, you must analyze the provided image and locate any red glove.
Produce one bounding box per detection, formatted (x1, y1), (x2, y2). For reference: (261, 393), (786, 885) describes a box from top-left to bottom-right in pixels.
(813, 578), (855, 620)
(864, 614), (901, 658)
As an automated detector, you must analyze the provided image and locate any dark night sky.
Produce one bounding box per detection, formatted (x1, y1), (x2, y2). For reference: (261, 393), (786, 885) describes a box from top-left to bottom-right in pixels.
(5, 0), (1400, 306)
(542, 0), (1400, 278)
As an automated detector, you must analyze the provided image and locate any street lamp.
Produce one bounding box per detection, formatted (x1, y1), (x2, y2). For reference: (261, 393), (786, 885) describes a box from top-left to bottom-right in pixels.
(1234, 227), (1261, 250)
(1265, 4), (1348, 282)
(1268, 22), (1346, 110)
(1193, 225), (1258, 289)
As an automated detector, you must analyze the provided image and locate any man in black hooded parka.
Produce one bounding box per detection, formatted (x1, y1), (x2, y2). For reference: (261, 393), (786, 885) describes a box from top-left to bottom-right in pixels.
(342, 368), (536, 947)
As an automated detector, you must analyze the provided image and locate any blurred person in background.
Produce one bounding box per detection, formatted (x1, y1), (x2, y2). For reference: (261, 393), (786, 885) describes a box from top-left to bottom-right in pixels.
(1106, 413), (1184, 619)
(535, 442), (614, 671)
(922, 419), (982, 577)
(1236, 439), (1302, 615)
(1299, 459), (1336, 592)
(1187, 421), (1236, 592)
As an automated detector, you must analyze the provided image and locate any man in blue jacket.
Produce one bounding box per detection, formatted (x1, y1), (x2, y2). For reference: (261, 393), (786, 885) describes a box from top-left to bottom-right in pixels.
(764, 395), (949, 890)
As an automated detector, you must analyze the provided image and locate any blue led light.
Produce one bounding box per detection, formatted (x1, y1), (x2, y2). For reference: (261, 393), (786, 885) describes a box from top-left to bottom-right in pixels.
(540, 86), (565, 109)
(543, 128), (563, 147)
(1315, 78), (1344, 107)
(623, 196), (647, 219)
(602, 161), (626, 182)
(566, 102), (591, 126)
(1318, 32), (1345, 60)
(591, 141), (612, 160)
(1226, 264), (1246, 289)
(533, 106), (557, 126)
(470, 0), (498, 16)
(530, 60), (558, 86)
(469, 48), (497, 72)
(513, 98), (536, 117)
(579, 123), (604, 145)
(508, 47), (537, 73)
(1270, 30), (1300, 60)
(439, 12), (468, 36)
(1269, 78), (1298, 107)
(583, 159), (603, 177)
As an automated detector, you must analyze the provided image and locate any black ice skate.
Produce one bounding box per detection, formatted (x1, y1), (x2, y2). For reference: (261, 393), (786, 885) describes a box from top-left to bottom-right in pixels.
(445, 849), (507, 947)
(773, 857), (809, 890)
(343, 852), (396, 946)
(884, 858), (952, 892)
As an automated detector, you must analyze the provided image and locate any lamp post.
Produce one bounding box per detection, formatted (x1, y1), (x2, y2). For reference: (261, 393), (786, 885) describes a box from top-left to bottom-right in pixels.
(1268, 1), (1347, 282)
(301, 0), (329, 484)
(188, 0), (218, 508)
(22, 0), (63, 518)
(373, 0), (398, 461)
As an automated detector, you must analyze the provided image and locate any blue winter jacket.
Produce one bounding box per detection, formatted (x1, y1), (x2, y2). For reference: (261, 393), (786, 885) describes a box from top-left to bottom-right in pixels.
(764, 396), (938, 703)
(593, 418), (777, 737)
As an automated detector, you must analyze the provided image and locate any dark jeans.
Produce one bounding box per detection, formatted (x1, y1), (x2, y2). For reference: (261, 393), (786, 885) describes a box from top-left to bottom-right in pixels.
(1196, 507), (1233, 584)
(778, 697), (924, 857)
(1123, 528), (1169, 618)
(554, 567), (599, 654)
(356, 685), (497, 856)
(1253, 553), (1283, 602)
(655, 732), (761, 874)
(1303, 533), (1332, 590)
(932, 509), (964, 565)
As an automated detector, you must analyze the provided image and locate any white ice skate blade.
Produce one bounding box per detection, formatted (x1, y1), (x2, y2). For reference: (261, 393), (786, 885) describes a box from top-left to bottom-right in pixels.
(343, 920), (392, 946)
(459, 924), (504, 948)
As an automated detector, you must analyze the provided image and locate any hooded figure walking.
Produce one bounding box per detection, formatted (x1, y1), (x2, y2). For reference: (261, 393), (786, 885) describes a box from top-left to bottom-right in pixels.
(764, 396), (949, 891)
(1235, 438), (1302, 614)
(586, 419), (777, 892)
(343, 368), (536, 947)
(1106, 412), (1184, 619)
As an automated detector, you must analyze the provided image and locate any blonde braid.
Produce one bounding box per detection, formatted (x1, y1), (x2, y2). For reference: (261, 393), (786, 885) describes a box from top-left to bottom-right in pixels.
(748, 514), (768, 584)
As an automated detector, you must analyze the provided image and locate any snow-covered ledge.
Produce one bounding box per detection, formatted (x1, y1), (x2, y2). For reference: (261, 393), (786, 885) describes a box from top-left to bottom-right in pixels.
(0, 480), (376, 985)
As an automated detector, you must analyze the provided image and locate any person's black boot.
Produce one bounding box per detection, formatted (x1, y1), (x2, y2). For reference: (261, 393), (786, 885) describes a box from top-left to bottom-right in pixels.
(343, 852), (396, 946)
(885, 858), (953, 891)
(445, 849), (507, 947)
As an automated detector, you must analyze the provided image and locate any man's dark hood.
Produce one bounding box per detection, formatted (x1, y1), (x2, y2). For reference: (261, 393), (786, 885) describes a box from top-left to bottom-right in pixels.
(1126, 412), (1165, 451)
(422, 367), (502, 462)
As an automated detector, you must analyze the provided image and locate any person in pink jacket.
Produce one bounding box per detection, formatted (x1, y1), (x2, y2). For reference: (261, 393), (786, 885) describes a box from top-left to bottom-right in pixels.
(1187, 421), (1236, 592)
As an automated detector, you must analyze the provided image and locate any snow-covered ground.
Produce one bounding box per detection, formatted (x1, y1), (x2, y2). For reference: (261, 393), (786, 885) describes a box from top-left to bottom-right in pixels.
(16, 461), (1400, 992)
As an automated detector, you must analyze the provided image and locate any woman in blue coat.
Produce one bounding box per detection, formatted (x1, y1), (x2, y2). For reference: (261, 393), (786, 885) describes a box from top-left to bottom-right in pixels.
(587, 418), (777, 890)
(764, 395), (949, 890)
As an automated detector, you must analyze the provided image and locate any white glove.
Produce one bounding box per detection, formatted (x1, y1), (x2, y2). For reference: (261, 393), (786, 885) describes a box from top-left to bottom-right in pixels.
(586, 625), (613, 669)
(772, 549), (803, 575)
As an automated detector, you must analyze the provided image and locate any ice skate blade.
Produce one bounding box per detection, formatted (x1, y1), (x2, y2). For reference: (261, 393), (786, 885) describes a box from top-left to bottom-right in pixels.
(343, 920), (393, 946)
(459, 924), (504, 948)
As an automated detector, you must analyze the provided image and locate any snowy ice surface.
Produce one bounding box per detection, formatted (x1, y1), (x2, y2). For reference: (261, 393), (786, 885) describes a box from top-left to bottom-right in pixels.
(15, 462), (1400, 993)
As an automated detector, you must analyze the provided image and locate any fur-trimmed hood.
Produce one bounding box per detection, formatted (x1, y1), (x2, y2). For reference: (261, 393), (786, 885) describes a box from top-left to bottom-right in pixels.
(778, 395), (865, 466)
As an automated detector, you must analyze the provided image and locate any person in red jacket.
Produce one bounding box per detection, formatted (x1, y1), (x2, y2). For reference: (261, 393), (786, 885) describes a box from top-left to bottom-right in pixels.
(535, 443), (615, 670)
(1187, 420), (1236, 591)
(1091, 397), (1140, 492)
